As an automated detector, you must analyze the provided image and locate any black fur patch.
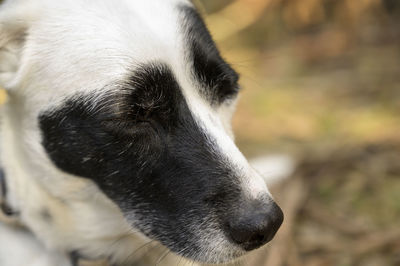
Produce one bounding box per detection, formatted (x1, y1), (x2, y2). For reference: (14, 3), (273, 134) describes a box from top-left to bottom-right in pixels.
(181, 6), (240, 104)
(0, 168), (16, 216)
(0, 168), (7, 198)
(39, 63), (242, 257)
(69, 251), (80, 266)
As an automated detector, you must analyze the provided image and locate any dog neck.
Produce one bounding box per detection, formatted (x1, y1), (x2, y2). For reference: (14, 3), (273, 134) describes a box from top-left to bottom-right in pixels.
(0, 102), (154, 264)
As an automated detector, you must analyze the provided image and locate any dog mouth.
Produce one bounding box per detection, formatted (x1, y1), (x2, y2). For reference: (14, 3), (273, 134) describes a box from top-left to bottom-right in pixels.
(120, 179), (283, 265)
(126, 211), (273, 265)
(189, 250), (246, 264)
(163, 240), (247, 265)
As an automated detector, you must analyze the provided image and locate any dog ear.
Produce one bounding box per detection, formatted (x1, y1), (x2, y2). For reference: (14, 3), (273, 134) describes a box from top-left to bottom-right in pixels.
(0, 1), (34, 89)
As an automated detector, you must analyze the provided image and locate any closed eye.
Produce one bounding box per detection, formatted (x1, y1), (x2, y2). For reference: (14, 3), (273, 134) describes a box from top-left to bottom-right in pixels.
(216, 78), (240, 103)
(101, 119), (154, 137)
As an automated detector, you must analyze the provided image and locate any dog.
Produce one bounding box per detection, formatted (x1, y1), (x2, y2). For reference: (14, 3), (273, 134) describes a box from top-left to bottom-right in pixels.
(0, 0), (284, 265)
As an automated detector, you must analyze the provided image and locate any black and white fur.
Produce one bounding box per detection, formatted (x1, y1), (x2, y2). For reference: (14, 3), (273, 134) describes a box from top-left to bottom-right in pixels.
(0, 0), (283, 265)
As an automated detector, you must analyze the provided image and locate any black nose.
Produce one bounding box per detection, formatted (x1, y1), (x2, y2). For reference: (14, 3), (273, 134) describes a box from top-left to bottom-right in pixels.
(226, 201), (283, 251)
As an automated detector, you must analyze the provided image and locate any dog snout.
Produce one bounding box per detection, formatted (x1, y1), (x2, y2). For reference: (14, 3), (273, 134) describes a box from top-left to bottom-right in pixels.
(225, 200), (283, 251)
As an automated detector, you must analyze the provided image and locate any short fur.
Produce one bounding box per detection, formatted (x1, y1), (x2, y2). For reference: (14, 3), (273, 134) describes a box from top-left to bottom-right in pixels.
(0, 0), (283, 265)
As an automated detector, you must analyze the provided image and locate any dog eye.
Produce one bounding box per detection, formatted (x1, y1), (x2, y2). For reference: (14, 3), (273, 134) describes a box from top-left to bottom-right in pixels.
(101, 119), (154, 137)
(217, 78), (240, 102)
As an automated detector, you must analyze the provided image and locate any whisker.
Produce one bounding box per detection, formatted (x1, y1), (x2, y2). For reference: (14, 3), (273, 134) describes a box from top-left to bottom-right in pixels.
(132, 240), (163, 264)
(119, 239), (156, 266)
(174, 245), (191, 266)
(176, 255), (183, 266)
(155, 247), (171, 266)
(102, 227), (139, 256)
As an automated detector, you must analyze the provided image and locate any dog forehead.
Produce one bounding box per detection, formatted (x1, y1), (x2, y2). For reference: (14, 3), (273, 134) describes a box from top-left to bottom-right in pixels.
(36, 0), (188, 46)
(20, 0), (252, 184)
(21, 0), (192, 102)
(17, 0), (238, 114)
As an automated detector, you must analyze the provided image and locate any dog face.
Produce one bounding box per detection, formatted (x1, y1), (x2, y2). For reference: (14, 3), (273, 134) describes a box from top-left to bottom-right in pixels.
(0, 0), (283, 264)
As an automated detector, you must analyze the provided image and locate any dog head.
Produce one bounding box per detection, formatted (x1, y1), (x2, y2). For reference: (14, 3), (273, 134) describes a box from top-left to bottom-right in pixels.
(0, 0), (283, 264)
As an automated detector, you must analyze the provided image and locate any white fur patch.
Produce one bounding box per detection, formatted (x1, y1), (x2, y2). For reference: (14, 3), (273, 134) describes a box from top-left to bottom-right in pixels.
(0, 223), (71, 266)
(0, 0), (281, 264)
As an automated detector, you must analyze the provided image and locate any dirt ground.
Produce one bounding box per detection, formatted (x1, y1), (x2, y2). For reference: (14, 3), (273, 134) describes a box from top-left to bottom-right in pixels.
(201, 1), (400, 265)
(246, 142), (400, 266)
(1, 0), (399, 265)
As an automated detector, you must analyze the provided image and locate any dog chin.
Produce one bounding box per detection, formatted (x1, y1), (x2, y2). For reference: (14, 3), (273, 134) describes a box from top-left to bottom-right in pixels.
(174, 241), (246, 265)
(190, 249), (246, 265)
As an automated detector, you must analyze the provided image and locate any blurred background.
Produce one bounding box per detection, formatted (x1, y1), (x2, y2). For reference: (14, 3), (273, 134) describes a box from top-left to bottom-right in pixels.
(0, 0), (399, 266)
(196, 0), (400, 265)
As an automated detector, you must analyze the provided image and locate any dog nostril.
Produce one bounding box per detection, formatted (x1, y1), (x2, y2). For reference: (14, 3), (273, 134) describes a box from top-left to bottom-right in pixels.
(227, 201), (284, 251)
(228, 226), (255, 245)
(250, 233), (266, 243)
(228, 224), (271, 251)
